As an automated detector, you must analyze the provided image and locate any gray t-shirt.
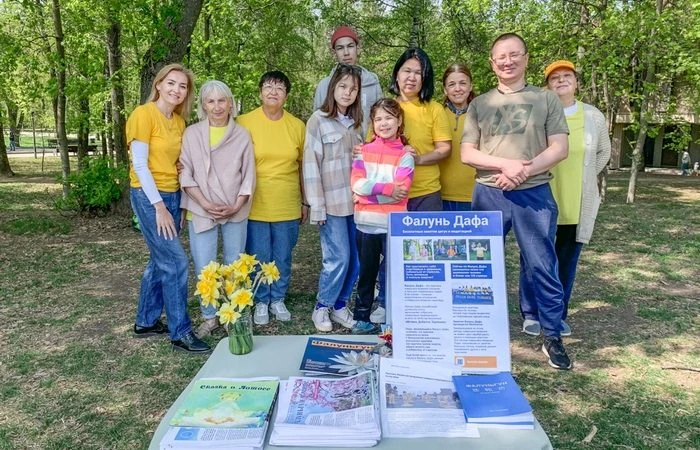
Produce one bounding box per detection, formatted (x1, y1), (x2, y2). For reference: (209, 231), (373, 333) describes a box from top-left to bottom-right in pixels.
(461, 85), (568, 189)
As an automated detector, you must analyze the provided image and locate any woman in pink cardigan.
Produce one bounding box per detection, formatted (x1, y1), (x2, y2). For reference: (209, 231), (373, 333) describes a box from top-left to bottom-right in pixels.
(179, 80), (256, 337)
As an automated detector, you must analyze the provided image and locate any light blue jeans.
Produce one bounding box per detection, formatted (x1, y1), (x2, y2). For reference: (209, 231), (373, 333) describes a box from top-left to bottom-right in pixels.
(246, 219), (299, 305)
(317, 215), (359, 308)
(130, 188), (191, 340)
(188, 219), (248, 319)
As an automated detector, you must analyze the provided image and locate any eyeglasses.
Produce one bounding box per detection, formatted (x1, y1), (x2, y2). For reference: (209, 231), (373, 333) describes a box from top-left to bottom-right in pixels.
(261, 84), (287, 94)
(491, 52), (527, 65)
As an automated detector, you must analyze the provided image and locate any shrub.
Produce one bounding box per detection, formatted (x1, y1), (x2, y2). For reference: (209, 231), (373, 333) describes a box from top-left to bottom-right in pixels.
(56, 157), (128, 214)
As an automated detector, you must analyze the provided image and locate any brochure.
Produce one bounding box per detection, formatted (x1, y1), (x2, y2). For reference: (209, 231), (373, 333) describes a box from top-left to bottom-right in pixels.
(299, 336), (377, 376)
(379, 357), (480, 438)
(452, 372), (534, 428)
(169, 377), (279, 429)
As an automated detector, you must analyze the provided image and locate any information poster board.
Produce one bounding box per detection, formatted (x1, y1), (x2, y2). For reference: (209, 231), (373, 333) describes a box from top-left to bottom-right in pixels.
(387, 211), (510, 373)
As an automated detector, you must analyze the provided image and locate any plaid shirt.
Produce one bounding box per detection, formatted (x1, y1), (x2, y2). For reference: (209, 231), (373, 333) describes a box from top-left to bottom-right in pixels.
(303, 110), (364, 224)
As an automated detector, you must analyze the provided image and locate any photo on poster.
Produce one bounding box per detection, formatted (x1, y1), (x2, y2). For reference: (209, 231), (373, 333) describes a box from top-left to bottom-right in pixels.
(468, 239), (491, 261)
(433, 239), (468, 261)
(403, 239), (434, 261)
(452, 282), (494, 305)
(384, 383), (461, 409)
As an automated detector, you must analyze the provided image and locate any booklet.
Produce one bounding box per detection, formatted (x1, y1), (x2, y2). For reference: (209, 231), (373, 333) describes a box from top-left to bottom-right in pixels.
(452, 372), (533, 428)
(379, 357), (479, 438)
(169, 377), (279, 429)
(299, 336), (377, 376)
(159, 423), (267, 450)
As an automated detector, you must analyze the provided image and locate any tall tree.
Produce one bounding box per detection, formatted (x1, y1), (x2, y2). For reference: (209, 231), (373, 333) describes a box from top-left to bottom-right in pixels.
(0, 108), (15, 176)
(138, 0), (205, 103)
(49, 0), (70, 197)
(106, 3), (127, 164)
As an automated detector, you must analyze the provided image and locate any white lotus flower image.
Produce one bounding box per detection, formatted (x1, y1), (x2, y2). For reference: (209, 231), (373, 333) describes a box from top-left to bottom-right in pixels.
(328, 350), (377, 374)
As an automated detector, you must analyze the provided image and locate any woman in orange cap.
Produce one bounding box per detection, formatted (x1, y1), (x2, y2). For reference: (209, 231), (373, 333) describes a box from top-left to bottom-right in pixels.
(520, 60), (611, 337)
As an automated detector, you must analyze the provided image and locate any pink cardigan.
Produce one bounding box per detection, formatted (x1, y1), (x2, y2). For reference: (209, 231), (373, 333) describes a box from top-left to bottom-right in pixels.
(179, 118), (256, 233)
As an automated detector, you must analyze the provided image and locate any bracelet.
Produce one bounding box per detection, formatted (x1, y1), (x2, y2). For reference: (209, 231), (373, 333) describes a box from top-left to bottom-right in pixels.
(302, 202), (310, 207)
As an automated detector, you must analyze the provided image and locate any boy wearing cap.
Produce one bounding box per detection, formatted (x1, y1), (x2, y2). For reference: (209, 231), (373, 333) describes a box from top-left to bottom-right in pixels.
(313, 25), (382, 135)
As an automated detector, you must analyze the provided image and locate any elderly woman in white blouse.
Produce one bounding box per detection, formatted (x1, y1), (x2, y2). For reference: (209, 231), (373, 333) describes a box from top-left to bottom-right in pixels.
(179, 80), (256, 337)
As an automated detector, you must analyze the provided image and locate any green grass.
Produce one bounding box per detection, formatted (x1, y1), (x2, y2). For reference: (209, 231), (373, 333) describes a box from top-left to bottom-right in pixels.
(0, 158), (698, 449)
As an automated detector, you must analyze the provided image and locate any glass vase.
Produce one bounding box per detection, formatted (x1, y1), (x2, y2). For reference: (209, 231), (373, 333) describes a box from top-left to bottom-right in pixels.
(227, 309), (254, 355)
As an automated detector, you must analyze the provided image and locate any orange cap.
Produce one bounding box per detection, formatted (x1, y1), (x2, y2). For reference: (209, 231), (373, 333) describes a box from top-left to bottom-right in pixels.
(544, 60), (575, 80)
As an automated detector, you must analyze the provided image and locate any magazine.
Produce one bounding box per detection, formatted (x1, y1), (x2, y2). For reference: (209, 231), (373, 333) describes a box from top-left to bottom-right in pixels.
(299, 336), (377, 376)
(169, 377), (279, 429)
(452, 372), (534, 429)
(379, 357), (480, 438)
(159, 424), (266, 450)
(270, 372), (381, 447)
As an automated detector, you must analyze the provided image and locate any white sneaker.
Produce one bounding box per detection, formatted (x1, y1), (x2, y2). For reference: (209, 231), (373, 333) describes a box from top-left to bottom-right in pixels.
(270, 301), (291, 321)
(330, 306), (356, 329)
(369, 306), (386, 324)
(254, 303), (269, 325)
(312, 307), (333, 332)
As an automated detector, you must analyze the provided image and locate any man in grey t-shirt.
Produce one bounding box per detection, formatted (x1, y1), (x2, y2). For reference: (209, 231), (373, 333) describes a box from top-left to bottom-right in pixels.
(461, 33), (572, 370)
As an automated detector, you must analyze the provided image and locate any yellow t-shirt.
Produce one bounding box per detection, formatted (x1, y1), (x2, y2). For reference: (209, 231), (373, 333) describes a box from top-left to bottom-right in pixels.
(550, 102), (585, 225)
(209, 125), (227, 147)
(126, 102), (185, 192)
(236, 107), (305, 222)
(399, 99), (452, 198)
(439, 108), (476, 202)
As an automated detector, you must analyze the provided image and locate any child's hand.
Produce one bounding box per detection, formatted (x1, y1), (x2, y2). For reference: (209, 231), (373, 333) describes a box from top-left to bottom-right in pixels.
(352, 144), (363, 159)
(391, 184), (409, 201)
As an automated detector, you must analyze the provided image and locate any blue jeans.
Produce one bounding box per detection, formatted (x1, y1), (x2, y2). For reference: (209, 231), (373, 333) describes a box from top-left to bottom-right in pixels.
(472, 183), (564, 337)
(442, 200), (472, 211)
(130, 188), (191, 340)
(317, 215), (359, 308)
(246, 219), (299, 304)
(188, 219), (248, 319)
(355, 230), (386, 321)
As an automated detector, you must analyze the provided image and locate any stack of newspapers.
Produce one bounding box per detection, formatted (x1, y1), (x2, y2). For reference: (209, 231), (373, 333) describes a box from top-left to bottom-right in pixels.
(269, 371), (381, 447)
(159, 377), (279, 450)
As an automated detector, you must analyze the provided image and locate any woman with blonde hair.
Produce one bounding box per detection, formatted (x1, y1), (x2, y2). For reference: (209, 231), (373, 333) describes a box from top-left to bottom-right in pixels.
(127, 63), (210, 353)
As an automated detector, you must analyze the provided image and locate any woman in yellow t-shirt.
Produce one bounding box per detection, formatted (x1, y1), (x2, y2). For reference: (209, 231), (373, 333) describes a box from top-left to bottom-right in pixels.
(237, 71), (306, 327)
(126, 63), (210, 354)
(389, 47), (452, 211)
(520, 60), (611, 337)
(439, 63), (477, 211)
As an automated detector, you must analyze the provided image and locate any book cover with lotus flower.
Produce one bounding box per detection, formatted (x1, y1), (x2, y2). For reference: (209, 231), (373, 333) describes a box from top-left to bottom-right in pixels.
(299, 337), (378, 376)
(169, 377), (279, 428)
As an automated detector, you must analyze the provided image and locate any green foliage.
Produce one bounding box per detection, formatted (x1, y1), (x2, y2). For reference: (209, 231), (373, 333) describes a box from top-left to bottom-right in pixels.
(56, 157), (127, 214)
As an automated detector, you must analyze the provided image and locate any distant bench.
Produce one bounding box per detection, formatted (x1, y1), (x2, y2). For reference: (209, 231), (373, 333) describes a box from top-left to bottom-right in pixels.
(47, 138), (98, 154)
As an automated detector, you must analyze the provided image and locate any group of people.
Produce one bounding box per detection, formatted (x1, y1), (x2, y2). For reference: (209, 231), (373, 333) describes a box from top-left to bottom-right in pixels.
(127, 26), (611, 371)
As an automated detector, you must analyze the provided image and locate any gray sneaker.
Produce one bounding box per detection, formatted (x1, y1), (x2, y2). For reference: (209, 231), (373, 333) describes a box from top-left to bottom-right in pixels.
(369, 306), (386, 324)
(522, 319), (541, 336)
(270, 301), (291, 321)
(254, 303), (269, 325)
(330, 306), (356, 329)
(560, 320), (571, 337)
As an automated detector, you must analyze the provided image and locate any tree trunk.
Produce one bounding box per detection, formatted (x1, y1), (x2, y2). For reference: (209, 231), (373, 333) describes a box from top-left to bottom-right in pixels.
(0, 109), (15, 177)
(77, 95), (90, 166)
(106, 11), (128, 165)
(52, 0), (70, 198)
(138, 0), (205, 103)
(626, 0), (664, 203)
(203, 2), (211, 75)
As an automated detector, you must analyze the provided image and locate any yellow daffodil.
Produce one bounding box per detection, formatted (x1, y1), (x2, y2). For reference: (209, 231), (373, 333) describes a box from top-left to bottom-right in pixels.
(260, 262), (280, 284)
(238, 253), (258, 268)
(223, 279), (236, 297)
(218, 262), (236, 278)
(195, 277), (221, 307)
(199, 261), (221, 281)
(217, 302), (240, 325)
(229, 288), (254, 310)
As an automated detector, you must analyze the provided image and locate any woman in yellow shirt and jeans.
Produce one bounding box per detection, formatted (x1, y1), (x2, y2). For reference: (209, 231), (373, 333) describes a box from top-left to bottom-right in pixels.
(237, 71), (307, 326)
(127, 63), (210, 353)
